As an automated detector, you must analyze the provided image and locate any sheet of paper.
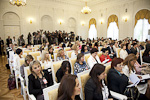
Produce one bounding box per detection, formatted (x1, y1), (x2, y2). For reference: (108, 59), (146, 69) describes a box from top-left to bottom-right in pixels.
(141, 74), (150, 80)
(128, 73), (140, 86)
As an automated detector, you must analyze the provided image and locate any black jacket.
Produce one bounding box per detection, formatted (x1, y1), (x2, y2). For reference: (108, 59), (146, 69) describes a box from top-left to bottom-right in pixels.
(28, 70), (53, 98)
(84, 78), (112, 100)
(107, 68), (129, 94)
(56, 68), (64, 83)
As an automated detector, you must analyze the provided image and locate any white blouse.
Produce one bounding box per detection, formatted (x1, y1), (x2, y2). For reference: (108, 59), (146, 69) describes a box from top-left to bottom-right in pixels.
(119, 49), (128, 60)
(87, 55), (101, 69)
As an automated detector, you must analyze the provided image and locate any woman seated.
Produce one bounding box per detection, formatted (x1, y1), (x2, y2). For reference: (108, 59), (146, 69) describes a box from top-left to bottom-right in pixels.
(100, 48), (112, 64)
(143, 48), (150, 63)
(126, 43), (131, 54)
(139, 42), (145, 50)
(87, 48), (101, 69)
(41, 51), (51, 69)
(56, 61), (71, 83)
(101, 43), (108, 52)
(57, 49), (69, 61)
(122, 54), (150, 96)
(94, 42), (99, 50)
(28, 60), (53, 100)
(48, 46), (54, 60)
(84, 64), (113, 100)
(119, 44), (128, 60)
(107, 58), (129, 94)
(74, 53), (89, 75)
(71, 44), (80, 58)
(58, 74), (81, 100)
(81, 45), (90, 54)
(20, 55), (34, 79)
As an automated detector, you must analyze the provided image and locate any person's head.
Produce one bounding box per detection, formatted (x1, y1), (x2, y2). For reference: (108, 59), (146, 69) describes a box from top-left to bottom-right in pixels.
(102, 43), (107, 48)
(8, 36), (10, 38)
(81, 45), (87, 53)
(72, 44), (79, 51)
(41, 51), (50, 62)
(25, 55), (34, 66)
(61, 61), (71, 74)
(121, 44), (126, 50)
(109, 43), (114, 47)
(111, 58), (123, 72)
(29, 60), (43, 78)
(76, 53), (84, 63)
(22, 43), (26, 48)
(101, 48), (109, 56)
(57, 49), (65, 57)
(89, 64), (106, 92)
(16, 48), (23, 55)
(123, 54), (137, 73)
(90, 48), (98, 58)
(140, 42), (145, 47)
(59, 43), (62, 47)
(58, 74), (81, 100)
(132, 43), (137, 48)
(48, 46), (53, 54)
(126, 43), (131, 49)
(94, 42), (98, 48)
(143, 48), (150, 56)
(13, 36), (15, 39)
(75, 41), (80, 45)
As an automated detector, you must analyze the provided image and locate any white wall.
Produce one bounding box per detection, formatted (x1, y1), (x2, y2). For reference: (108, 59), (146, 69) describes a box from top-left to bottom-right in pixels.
(0, 0), (150, 42)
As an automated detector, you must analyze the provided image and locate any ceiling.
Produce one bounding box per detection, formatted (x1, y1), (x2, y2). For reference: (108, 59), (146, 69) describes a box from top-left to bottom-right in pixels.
(48, 0), (109, 6)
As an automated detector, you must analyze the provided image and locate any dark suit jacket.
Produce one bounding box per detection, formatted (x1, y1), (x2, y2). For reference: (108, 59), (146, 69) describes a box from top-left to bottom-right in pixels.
(84, 78), (112, 100)
(28, 70), (53, 98)
(107, 68), (128, 94)
(107, 46), (114, 54)
(131, 47), (137, 55)
(6, 38), (12, 46)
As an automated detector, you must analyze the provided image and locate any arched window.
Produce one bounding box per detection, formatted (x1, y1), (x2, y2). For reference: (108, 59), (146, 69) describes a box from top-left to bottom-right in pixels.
(89, 18), (97, 40)
(107, 15), (119, 40)
(134, 9), (150, 41)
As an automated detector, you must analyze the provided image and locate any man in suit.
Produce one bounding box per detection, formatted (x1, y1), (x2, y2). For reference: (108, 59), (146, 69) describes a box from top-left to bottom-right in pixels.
(6, 36), (12, 47)
(107, 43), (116, 59)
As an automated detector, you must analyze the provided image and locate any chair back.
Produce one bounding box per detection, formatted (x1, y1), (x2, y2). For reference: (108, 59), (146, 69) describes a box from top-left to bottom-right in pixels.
(51, 61), (63, 83)
(84, 54), (90, 63)
(66, 50), (73, 58)
(23, 50), (32, 55)
(77, 70), (90, 100)
(29, 51), (41, 60)
(69, 58), (77, 74)
(22, 53), (27, 58)
(43, 83), (60, 100)
(97, 52), (102, 58)
(140, 49), (145, 64)
(116, 48), (121, 58)
(64, 47), (71, 52)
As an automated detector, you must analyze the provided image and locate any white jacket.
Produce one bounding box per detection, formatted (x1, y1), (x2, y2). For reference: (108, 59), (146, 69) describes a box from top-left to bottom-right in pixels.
(119, 49), (128, 60)
(87, 55), (101, 69)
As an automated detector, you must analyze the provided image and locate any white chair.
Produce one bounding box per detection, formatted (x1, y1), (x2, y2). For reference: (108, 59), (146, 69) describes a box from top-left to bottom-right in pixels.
(51, 61), (63, 83)
(69, 57), (77, 74)
(29, 51), (41, 60)
(66, 50), (73, 58)
(116, 48), (121, 58)
(24, 67), (36, 100)
(54, 53), (57, 61)
(43, 83), (60, 100)
(84, 53), (91, 63)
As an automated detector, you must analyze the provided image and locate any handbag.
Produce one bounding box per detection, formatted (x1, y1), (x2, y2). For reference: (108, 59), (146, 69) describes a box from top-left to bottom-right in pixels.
(124, 86), (140, 100)
(8, 74), (16, 90)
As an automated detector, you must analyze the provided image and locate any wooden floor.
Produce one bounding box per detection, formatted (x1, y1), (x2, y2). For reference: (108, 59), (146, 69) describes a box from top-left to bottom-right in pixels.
(0, 55), (23, 100)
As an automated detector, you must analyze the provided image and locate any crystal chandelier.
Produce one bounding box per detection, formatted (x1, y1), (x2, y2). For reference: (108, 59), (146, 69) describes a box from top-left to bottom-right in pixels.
(81, 2), (91, 14)
(9, 0), (26, 7)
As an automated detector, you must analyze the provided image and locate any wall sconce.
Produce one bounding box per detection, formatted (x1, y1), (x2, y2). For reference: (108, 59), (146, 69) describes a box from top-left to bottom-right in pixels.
(123, 16), (128, 22)
(28, 18), (34, 24)
(81, 21), (85, 26)
(99, 19), (104, 24)
(30, 20), (32, 24)
(58, 19), (63, 25)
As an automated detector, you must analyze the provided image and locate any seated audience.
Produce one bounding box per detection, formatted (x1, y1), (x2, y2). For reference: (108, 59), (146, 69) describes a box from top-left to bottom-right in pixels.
(81, 45), (90, 54)
(107, 58), (129, 94)
(57, 49), (69, 61)
(74, 53), (89, 75)
(107, 43), (116, 59)
(58, 74), (81, 100)
(67, 41), (73, 47)
(126, 43), (131, 54)
(75, 41), (82, 49)
(56, 61), (71, 83)
(71, 44), (80, 58)
(113, 42), (119, 53)
(87, 48), (101, 69)
(131, 43), (138, 55)
(100, 48), (112, 63)
(84, 64), (112, 100)
(119, 44), (128, 60)
(28, 60), (53, 100)
(94, 42), (99, 49)
(143, 48), (150, 63)
(20, 55), (34, 78)
(139, 42), (145, 50)
(41, 51), (51, 69)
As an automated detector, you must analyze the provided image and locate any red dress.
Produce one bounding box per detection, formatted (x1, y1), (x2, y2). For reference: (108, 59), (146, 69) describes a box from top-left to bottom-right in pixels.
(100, 54), (112, 63)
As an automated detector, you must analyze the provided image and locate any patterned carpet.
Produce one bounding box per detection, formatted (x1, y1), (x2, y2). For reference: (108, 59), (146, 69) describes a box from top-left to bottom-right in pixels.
(0, 55), (23, 100)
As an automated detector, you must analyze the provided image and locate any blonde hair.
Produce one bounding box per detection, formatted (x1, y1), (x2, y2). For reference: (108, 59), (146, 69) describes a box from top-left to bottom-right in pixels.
(123, 54), (137, 74)
(41, 51), (50, 63)
(57, 49), (64, 57)
(72, 44), (78, 50)
(29, 60), (43, 79)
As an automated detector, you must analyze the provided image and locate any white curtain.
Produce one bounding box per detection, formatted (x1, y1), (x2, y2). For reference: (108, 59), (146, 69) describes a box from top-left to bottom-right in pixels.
(134, 19), (150, 41)
(107, 22), (119, 40)
(89, 24), (97, 40)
